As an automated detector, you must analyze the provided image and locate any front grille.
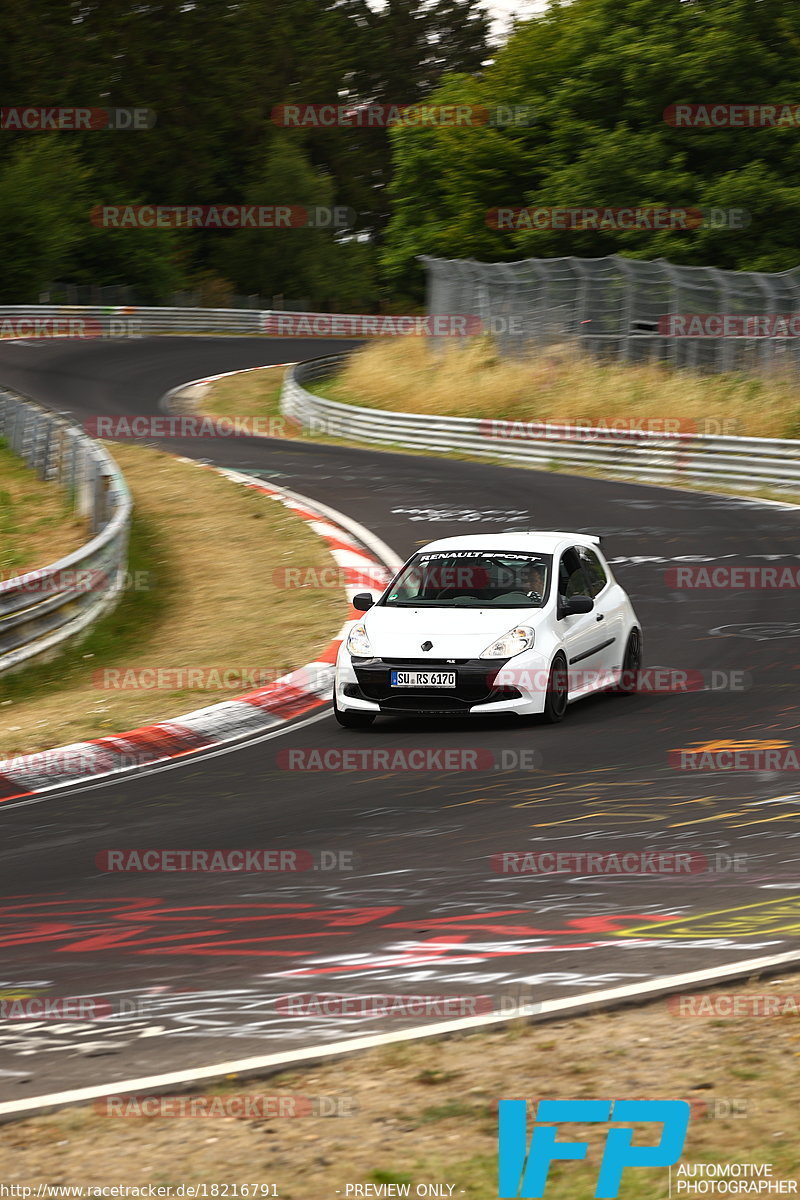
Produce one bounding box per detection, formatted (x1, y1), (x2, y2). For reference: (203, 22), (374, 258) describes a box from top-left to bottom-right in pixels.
(379, 694), (472, 712)
(380, 658), (470, 667)
(352, 657), (520, 709)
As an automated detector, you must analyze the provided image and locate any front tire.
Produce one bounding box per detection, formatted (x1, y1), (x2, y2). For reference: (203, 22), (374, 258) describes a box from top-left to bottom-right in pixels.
(541, 653), (569, 724)
(333, 691), (376, 728)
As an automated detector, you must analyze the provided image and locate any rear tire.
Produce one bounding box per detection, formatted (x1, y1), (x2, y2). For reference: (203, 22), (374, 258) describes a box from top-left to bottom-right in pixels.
(333, 692), (376, 728)
(614, 628), (642, 694)
(541, 653), (569, 724)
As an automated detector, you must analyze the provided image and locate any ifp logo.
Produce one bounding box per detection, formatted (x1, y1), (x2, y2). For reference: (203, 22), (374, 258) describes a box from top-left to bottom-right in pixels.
(498, 1099), (690, 1197)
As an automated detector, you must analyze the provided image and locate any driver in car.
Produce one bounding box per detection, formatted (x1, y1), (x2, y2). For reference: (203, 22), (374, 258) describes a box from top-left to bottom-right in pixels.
(517, 561), (546, 602)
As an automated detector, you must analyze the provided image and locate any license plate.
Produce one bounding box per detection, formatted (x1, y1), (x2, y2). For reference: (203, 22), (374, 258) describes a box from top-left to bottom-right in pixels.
(390, 670), (456, 688)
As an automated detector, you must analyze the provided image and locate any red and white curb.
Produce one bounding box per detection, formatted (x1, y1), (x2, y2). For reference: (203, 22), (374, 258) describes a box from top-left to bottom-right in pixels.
(0, 475), (401, 805)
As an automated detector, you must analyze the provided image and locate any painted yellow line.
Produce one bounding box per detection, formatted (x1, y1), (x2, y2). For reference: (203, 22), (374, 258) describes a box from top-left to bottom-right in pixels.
(615, 895), (800, 939)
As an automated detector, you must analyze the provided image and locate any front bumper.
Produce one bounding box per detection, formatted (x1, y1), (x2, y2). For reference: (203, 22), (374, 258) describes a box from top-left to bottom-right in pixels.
(334, 649), (551, 716)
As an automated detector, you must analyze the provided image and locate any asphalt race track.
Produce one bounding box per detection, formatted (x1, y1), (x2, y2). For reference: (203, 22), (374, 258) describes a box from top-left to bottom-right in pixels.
(1, 336), (799, 1105)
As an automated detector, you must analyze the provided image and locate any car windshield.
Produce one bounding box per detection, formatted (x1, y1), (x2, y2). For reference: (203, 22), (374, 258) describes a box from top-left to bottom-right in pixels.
(381, 551), (553, 608)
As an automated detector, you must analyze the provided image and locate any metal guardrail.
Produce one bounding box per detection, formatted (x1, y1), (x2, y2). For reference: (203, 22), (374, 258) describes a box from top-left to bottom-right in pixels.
(282, 353), (800, 492)
(0, 390), (132, 675)
(0, 305), (268, 336)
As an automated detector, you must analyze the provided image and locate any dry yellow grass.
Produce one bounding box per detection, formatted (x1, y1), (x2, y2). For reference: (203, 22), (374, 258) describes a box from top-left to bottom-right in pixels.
(314, 338), (800, 440)
(0, 443), (343, 757)
(196, 365), (287, 422)
(200, 349), (800, 502)
(1, 971), (798, 1195)
(0, 441), (88, 579)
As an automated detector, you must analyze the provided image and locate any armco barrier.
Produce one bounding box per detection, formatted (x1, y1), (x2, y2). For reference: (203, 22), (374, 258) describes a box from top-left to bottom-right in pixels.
(0, 304), (266, 336)
(0, 389), (131, 675)
(281, 353), (800, 491)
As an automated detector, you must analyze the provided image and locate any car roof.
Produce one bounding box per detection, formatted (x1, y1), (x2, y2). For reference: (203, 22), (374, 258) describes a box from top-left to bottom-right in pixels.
(416, 531), (602, 555)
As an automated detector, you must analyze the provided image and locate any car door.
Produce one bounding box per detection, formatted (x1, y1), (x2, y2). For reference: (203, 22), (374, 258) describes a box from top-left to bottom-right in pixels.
(556, 547), (609, 696)
(577, 545), (625, 675)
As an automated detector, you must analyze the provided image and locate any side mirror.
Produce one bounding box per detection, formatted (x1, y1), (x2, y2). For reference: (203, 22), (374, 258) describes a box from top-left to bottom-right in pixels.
(561, 594), (594, 617)
(352, 592), (375, 611)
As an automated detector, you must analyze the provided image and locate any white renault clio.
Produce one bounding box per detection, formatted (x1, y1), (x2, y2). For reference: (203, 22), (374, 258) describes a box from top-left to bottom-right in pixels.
(333, 531), (642, 727)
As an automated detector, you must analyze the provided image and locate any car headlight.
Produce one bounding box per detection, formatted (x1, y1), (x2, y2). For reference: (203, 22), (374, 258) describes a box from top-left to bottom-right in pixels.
(480, 626), (535, 659)
(346, 622), (372, 656)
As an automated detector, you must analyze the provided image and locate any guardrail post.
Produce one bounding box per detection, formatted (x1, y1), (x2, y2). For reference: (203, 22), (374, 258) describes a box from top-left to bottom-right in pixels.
(77, 447), (95, 521)
(9, 398), (23, 455)
(94, 468), (112, 534)
(33, 412), (49, 479)
(68, 428), (80, 509)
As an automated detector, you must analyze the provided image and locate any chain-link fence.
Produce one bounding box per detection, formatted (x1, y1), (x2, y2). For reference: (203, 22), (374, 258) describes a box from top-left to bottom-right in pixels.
(421, 254), (800, 372)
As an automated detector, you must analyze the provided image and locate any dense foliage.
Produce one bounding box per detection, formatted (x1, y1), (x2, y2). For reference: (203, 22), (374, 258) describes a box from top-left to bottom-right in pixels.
(384, 0), (800, 296)
(0, 0), (489, 304)
(3, 0), (800, 305)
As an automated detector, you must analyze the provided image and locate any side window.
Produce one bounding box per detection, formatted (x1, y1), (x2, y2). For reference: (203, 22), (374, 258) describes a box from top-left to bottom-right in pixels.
(578, 547), (607, 598)
(558, 547), (589, 598)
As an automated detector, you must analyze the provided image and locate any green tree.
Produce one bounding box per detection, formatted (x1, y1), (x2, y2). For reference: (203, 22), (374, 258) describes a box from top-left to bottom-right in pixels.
(70, 220), (188, 304)
(214, 137), (377, 308)
(383, 0), (800, 293)
(0, 0), (488, 304)
(0, 141), (90, 302)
